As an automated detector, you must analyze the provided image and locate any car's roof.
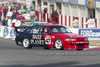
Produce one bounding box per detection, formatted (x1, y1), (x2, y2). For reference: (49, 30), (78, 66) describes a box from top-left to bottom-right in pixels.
(30, 24), (63, 28)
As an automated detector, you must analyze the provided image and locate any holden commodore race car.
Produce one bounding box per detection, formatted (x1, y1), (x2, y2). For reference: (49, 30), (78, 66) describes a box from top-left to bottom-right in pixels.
(15, 24), (89, 50)
(17, 15), (25, 23)
(17, 9), (35, 22)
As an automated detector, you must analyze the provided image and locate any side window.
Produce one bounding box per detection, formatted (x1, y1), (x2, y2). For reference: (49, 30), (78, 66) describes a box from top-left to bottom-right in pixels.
(60, 27), (66, 33)
(30, 26), (41, 34)
(41, 27), (50, 34)
(51, 28), (58, 33)
(25, 28), (31, 33)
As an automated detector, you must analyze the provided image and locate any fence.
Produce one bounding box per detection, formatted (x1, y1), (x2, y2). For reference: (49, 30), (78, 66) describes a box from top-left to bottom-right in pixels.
(37, 13), (98, 28)
(38, 13), (49, 22)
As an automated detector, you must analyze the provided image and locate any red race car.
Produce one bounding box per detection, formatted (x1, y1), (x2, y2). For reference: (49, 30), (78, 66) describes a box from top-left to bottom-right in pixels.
(15, 24), (89, 50)
(17, 15), (25, 23)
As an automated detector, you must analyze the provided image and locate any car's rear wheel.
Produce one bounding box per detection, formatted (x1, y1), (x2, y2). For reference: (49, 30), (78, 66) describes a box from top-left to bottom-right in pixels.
(55, 39), (63, 50)
(23, 38), (32, 49)
(15, 40), (20, 45)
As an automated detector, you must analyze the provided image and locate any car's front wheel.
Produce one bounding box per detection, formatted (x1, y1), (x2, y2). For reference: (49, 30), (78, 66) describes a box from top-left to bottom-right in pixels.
(23, 38), (32, 49)
(55, 39), (63, 50)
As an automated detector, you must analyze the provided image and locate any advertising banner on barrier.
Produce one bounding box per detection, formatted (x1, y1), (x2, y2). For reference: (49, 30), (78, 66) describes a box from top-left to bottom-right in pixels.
(3, 26), (10, 39)
(0, 26), (5, 37)
(0, 26), (16, 39)
(9, 27), (16, 39)
(79, 29), (100, 38)
(1, 26), (16, 39)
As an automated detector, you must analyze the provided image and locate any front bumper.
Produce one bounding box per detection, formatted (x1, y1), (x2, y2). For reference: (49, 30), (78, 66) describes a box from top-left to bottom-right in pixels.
(63, 41), (89, 49)
(76, 41), (89, 49)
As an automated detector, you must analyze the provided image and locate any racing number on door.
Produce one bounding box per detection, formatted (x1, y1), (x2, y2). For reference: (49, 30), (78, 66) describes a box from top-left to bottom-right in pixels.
(41, 27), (51, 45)
(45, 36), (51, 44)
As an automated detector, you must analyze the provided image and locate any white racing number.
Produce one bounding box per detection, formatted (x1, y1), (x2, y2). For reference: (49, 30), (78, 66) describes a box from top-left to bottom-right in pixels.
(45, 36), (51, 45)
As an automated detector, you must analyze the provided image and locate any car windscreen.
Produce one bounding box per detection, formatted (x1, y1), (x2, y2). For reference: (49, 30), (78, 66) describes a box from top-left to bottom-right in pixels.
(49, 26), (72, 34)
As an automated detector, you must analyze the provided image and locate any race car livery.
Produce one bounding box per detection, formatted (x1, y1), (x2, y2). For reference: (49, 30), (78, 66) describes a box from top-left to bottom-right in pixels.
(15, 25), (89, 50)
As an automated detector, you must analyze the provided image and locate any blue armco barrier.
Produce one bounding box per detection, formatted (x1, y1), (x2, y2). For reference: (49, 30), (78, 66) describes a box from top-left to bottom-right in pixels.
(79, 29), (100, 38)
(0, 26), (16, 39)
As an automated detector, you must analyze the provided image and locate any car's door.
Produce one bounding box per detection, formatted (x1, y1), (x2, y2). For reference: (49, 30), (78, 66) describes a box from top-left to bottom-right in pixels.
(40, 26), (52, 46)
(29, 25), (43, 45)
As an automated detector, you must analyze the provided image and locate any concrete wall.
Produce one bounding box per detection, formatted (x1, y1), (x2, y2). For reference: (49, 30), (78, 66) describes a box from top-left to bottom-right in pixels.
(78, 6), (88, 18)
(95, 9), (100, 28)
(58, 3), (88, 28)
(47, 1), (55, 18)
(26, 0), (100, 28)
(34, 0), (88, 18)
(35, 0), (42, 11)
(62, 3), (70, 16)
(71, 4), (78, 17)
(78, 6), (88, 28)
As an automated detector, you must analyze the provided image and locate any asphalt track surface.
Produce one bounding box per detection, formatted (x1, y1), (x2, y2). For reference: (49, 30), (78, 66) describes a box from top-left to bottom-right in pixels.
(0, 38), (100, 67)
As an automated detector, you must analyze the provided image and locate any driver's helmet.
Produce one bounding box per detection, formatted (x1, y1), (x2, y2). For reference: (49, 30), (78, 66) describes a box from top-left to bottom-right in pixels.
(44, 28), (48, 33)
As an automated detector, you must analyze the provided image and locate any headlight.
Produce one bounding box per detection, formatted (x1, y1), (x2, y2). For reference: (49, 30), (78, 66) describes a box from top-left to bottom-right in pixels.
(65, 39), (70, 41)
(85, 38), (88, 40)
(65, 38), (76, 41)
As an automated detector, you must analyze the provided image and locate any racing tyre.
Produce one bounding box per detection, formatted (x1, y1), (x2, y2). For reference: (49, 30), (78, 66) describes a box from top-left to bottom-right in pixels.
(23, 38), (32, 49)
(55, 39), (63, 50)
(15, 41), (20, 45)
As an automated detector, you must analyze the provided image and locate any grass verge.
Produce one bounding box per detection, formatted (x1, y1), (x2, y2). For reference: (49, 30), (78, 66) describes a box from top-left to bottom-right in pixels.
(89, 40), (100, 46)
